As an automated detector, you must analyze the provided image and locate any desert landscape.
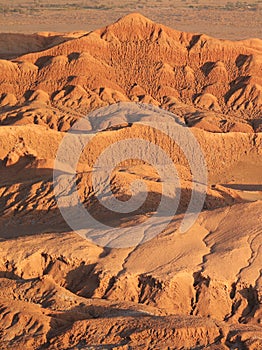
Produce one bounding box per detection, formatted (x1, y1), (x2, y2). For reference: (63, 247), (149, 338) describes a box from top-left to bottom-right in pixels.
(0, 3), (262, 350)
(0, 0), (261, 39)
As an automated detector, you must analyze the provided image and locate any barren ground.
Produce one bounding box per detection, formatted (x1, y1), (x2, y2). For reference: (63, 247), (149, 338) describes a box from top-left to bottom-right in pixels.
(0, 0), (261, 39)
(0, 8), (261, 350)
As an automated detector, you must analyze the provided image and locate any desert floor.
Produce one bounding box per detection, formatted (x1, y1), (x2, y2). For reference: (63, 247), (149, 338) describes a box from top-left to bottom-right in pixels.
(0, 0), (261, 39)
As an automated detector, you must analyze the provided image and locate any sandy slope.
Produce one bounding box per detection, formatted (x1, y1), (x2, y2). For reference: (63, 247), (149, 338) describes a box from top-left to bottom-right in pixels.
(0, 203), (261, 348)
(0, 14), (261, 349)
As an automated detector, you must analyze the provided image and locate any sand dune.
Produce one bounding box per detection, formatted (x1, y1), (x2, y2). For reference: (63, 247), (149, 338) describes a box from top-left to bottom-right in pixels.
(0, 14), (261, 349)
(0, 31), (88, 60)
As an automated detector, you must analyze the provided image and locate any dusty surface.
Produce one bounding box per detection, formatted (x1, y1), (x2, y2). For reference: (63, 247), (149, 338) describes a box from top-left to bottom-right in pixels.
(0, 0), (261, 40)
(0, 13), (262, 350)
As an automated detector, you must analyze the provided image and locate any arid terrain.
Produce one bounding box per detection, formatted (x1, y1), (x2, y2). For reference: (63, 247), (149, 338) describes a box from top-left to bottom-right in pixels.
(0, 10), (262, 350)
(0, 0), (261, 39)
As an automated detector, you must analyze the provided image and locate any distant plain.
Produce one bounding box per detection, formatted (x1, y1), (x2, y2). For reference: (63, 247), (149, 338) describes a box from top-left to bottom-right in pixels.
(0, 0), (261, 39)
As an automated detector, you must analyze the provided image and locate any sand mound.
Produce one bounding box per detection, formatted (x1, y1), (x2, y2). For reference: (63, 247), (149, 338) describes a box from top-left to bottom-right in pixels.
(0, 31), (88, 60)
